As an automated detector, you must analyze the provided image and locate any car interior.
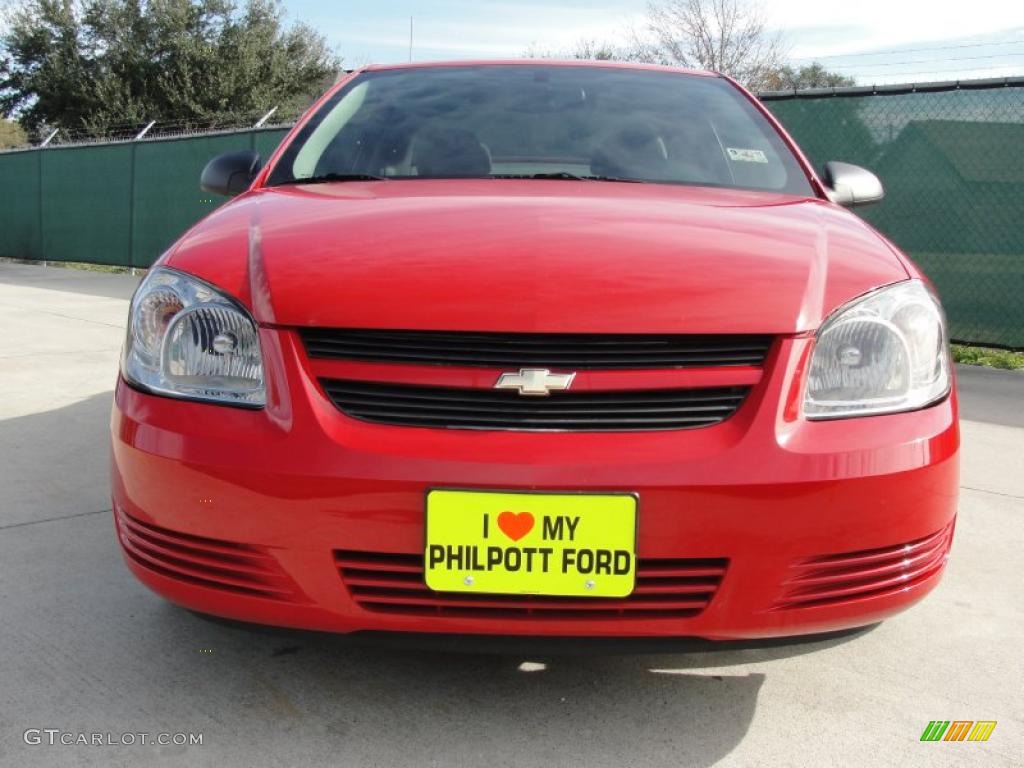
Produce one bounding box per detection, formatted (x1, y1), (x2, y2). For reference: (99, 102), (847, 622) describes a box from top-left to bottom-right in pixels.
(290, 68), (802, 193)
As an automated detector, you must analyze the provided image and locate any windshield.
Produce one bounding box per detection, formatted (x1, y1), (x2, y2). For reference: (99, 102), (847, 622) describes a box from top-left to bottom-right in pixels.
(266, 65), (814, 195)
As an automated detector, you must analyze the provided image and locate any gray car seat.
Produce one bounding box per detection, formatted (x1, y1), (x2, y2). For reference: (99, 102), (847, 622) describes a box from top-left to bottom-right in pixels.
(412, 127), (492, 178)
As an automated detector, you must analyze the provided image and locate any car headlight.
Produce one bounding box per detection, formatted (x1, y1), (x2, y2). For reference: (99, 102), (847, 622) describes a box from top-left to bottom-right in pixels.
(122, 267), (265, 407)
(804, 280), (950, 419)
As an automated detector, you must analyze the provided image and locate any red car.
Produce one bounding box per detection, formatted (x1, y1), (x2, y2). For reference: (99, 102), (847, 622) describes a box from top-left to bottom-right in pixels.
(111, 61), (958, 644)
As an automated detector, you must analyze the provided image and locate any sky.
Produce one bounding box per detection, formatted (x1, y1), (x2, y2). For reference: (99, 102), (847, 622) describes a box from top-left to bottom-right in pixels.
(283, 0), (1024, 85)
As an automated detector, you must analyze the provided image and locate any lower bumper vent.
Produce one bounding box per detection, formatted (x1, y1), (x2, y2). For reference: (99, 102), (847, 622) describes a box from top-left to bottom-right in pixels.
(774, 522), (955, 610)
(117, 509), (302, 601)
(335, 550), (727, 619)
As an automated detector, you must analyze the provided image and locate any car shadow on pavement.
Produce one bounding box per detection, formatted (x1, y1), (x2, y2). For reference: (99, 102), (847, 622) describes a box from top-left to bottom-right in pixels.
(1, 392), (119, 529)
(157, 603), (867, 766)
(0, 263), (141, 302)
(0, 390), (864, 767)
(148, 606), (772, 767)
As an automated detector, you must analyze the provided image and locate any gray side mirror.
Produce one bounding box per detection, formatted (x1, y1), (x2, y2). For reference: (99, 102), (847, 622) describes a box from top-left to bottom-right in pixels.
(201, 150), (261, 196)
(822, 161), (884, 208)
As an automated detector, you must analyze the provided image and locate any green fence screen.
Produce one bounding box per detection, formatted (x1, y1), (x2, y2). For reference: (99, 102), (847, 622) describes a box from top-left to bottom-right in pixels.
(0, 127), (288, 269)
(764, 81), (1024, 348)
(1, 81), (1022, 347)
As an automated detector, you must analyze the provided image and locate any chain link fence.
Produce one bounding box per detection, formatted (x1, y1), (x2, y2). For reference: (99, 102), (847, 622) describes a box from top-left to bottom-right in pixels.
(0, 126), (290, 270)
(1, 77), (1022, 347)
(763, 78), (1024, 348)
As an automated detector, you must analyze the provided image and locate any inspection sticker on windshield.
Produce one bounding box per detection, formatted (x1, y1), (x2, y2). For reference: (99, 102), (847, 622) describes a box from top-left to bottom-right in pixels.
(727, 147), (769, 163)
(425, 489), (637, 598)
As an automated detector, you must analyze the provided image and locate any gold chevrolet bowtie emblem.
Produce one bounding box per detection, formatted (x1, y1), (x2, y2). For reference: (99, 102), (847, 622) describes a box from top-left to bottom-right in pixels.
(494, 368), (576, 396)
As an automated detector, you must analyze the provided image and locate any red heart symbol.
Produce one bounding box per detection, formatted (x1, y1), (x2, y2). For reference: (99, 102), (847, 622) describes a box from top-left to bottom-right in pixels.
(497, 511), (535, 542)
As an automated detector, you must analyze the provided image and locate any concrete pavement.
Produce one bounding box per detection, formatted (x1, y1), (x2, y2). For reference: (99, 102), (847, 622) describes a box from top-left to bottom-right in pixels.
(956, 363), (1024, 428)
(0, 261), (1020, 767)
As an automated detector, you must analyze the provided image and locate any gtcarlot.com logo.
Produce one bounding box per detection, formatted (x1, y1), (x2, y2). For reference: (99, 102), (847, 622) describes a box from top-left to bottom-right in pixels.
(23, 729), (203, 747)
(920, 721), (997, 742)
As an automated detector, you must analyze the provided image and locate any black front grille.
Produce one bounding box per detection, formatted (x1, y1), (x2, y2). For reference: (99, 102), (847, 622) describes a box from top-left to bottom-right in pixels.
(320, 379), (750, 431)
(301, 328), (772, 369)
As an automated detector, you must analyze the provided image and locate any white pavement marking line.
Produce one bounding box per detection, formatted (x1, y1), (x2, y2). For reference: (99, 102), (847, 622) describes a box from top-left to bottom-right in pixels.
(0, 299), (127, 329)
(0, 348), (123, 361)
(0, 509), (111, 532)
(960, 485), (1024, 500)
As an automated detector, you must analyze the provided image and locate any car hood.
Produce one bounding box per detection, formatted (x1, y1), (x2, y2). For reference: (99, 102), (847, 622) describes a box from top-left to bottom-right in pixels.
(164, 180), (908, 334)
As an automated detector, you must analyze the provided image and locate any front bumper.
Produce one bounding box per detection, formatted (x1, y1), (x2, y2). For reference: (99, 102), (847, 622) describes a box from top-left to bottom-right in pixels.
(110, 331), (959, 640)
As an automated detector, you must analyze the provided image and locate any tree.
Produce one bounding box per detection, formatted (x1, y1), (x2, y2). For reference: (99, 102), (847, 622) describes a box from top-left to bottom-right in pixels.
(0, 118), (28, 147)
(524, 39), (624, 62)
(0, 0), (341, 136)
(631, 0), (785, 90)
(525, 3), (854, 93)
(762, 63), (856, 91)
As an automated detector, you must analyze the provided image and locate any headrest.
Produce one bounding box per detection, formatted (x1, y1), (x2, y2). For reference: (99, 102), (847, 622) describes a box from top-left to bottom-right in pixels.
(413, 127), (492, 178)
(591, 126), (668, 180)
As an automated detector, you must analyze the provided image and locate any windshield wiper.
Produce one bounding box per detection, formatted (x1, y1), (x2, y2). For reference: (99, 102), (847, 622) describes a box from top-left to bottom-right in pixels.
(582, 174), (644, 183)
(279, 172), (644, 185)
(277, 172), (386, 185)
(491, 172), (644, 183)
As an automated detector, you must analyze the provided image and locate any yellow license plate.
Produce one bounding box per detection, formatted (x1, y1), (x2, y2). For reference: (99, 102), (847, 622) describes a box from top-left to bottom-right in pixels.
(425, 489), (637, 598)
